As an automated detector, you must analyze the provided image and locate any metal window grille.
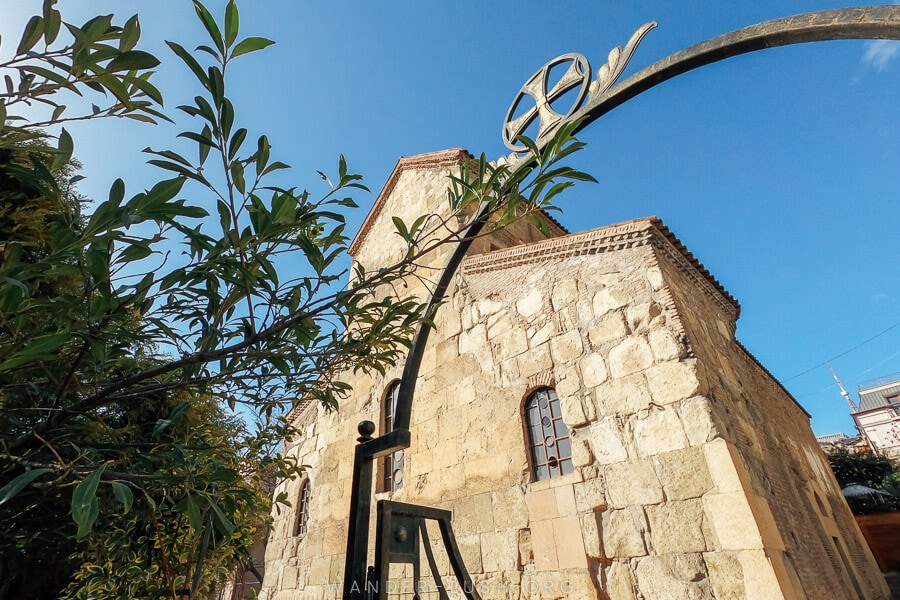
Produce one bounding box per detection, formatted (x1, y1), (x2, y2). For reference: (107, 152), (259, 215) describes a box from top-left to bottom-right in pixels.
(296, 479), (311, 536)
(524, 387), (574, 481)
(382, 382), (404, 492)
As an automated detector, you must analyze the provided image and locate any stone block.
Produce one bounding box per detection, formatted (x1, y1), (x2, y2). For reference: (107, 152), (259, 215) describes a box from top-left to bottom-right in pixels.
(605, 459), (664, 508)
(579, 353), (608, 388)
(587, 417), (628, 465)
(555, 484), (577, 517)
(458, 323), (486, 356)
(606, 560), (637, 599)
(570, 430), (594, 467)
(480, 531), (503, 573)
(530, 519), (558, 571)
(558, 391), (588, 428)
(574, 478), (606, 513)
(588, 311), (628, 347)
(626, 302), (662, 333)
(601, 508), (647, 558)
(646, 500), (707, 554)
(525, 487), (558, 521)
(593, 287), (630, 318)
(608, 336), (654, 378)
(550, 329), (584, 364)
(459, 534), (484, 574)
(633, 406), (688, 457)
(492, 326), (528, 361)
(516, 289), (544, 317)
(554, 515), (588, 568)
(281, 565), (300, 589)
(645, 360), (701, 405)
(492, 487), (529, 530)
(518, 527), (534, 567)
(476, 298), (503, 318)
(679, 396), (718, 446)
(595, 373), (653, 416)
(703, 552), (747, 600)
(551, 278), (579, 311)
(529, 322), (556, 348)
(655, 448), (714, 500)
(518, 344), (553, 378)
(632, 554), (713, 600)
(435, 336), (459, 365)
(703, 439), (748, 494)
(308, 555), (332, 585)
(702, 492), (764, 550)
(648, 327), (685, 362)
(580, 511), (602, 559)
(737, 549), (788, 600)
(646, 265), (664, 290)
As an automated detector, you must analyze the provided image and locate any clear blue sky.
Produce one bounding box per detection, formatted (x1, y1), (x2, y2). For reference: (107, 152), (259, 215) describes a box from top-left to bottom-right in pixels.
(3, 1), (899, 437)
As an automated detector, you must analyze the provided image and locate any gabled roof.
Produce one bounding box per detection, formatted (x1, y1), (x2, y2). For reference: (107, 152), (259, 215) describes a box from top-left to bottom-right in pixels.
(348, 149), (472, 257)
(347, 148), (568, 257)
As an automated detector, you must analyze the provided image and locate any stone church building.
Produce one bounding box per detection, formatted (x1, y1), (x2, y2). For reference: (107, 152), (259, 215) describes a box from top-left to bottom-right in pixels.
(260, 149), (889, 599)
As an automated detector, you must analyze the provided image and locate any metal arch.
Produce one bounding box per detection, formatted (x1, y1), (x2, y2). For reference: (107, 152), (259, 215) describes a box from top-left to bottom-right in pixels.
(343, 7), (900, 598)
(518, 6), (900, 161)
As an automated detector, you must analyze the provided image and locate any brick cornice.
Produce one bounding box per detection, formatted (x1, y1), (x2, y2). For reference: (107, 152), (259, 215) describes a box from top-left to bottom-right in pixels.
(461, 216), (740, 319)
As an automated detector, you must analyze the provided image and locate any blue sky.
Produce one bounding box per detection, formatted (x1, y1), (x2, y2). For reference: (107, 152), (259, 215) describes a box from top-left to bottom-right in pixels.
(3, 1), (899, 437)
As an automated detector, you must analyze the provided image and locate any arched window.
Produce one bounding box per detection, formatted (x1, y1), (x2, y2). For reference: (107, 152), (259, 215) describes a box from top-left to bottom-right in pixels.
(524, 387), (573, 481)
(296, 479), (311, 537)
(381, 381), (404, 492)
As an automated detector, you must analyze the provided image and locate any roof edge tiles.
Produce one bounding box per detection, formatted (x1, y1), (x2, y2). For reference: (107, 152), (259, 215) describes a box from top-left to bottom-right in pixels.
(462, 216), (740, 318)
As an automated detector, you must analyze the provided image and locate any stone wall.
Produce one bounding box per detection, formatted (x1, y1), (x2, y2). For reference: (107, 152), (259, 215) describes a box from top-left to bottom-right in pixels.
(260, 151), (888, 600)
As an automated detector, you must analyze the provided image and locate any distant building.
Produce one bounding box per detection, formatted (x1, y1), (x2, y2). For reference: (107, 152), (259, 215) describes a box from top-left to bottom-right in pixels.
(853, 374), (900, 460)
(816, 432), (867, 454)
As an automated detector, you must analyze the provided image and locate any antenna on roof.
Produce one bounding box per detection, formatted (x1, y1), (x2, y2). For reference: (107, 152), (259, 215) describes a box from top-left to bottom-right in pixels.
(829, 364), (857, 413)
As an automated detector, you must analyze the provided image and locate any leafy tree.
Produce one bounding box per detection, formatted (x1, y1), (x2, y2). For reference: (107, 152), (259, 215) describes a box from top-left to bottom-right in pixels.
(1, 1), (594, 597)
(827, 448), (900, 515)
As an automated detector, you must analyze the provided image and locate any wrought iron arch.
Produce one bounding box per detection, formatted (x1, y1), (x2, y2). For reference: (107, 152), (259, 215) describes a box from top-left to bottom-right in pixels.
(343, 7), (900, 598)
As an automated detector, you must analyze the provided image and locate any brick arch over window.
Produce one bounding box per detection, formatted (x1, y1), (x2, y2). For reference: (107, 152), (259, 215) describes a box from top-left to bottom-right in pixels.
(523, 387), (573, 481)
(296, 478), (311, 537)
(380, 380), (404, 492)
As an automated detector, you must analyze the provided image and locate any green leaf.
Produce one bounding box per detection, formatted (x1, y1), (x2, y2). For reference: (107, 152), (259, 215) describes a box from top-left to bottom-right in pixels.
(224, 0), (239, 47)
(43, 2), (61, 45)
(0, 333), (71, 371)
(111, 482), (133, 514)
(0, 469), (52, 506)
(109, 178), (125, 205)
(54, 127), (73, 170)
(193, 1), (225, 54)
(107, 50), (160, 72)
(184, 494), (203, 531)
(17, 16), (44, 55)
(120, 15), (140, 52)
(166, 41), (210, 89)
(230, 161), (245, 194)
(207, 498), (235, 535)
(231, 36), (274, 58)
(228, 127), (246, 160)
(72, 465), (106, 540)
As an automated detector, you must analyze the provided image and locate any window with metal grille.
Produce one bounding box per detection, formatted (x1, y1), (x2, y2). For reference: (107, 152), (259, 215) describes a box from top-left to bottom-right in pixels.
(524, 387), (573, 481)
(296, 479), (311, 537)
(381, 381), (404, 492)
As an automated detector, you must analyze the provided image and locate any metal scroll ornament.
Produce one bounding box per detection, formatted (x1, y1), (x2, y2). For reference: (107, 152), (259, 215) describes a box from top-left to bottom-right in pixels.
(501, 21), (657, 152)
